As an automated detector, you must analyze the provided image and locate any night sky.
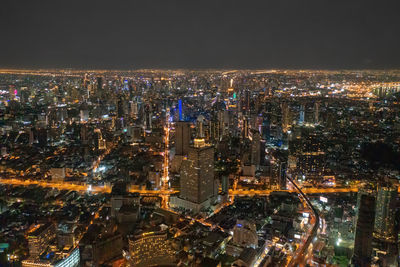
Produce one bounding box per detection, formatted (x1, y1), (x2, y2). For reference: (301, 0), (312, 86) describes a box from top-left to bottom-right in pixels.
(1, 0), (399, 69)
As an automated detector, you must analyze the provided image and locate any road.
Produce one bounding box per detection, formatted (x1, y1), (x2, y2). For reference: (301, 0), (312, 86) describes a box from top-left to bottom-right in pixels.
(0, 178), (178, 195)
(286, 175), (320, 267)
(0, 177), (364, 196)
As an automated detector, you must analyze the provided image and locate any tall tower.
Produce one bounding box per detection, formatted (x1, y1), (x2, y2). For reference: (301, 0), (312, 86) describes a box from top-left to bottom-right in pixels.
(374, 185), (397, 241)
(314, 101), (320, 124)
(282, 102), (290, 133)
(178, 99), (183, 121)
(299, 104), (305, 125)
(175, 121), (191, 156)
(196, 115), (205, 138)
(353, 193), (376, 267)
(250, 131), (261, 168)
(180, 139), (215, 204)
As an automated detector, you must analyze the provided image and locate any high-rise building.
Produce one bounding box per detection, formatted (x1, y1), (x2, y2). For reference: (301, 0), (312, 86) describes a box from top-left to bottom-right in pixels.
(314, 101), (320, 124)
(27, 222), (56, 257)
(299, 104), (305, 125)
(180, 139), (215, 204)
(250, 131), (261, 168)
(80, 102), (89, 122)
(281, 102), (290, 133)
(374, 185), (397, 241)
(279, 162), (287, 190)
(196, 115), (206, 138)
(175, 121), (191, 156)
(353, 193), (376, 267)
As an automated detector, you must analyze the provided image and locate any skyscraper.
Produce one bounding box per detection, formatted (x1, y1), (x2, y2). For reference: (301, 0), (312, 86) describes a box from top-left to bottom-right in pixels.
(353, 193), (376, 267)
(281, 102), (290, 133)
(314, 101), (320, 124)
(299, 104), (305, 125)
(180, 139), (215, 204)
(374, 184), (397, 241)
(250, 131), (261, 168)
(175, 121), (191, 156)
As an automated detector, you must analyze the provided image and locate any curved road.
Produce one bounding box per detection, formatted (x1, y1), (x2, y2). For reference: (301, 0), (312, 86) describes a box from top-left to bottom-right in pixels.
(287, 175), (320, 267)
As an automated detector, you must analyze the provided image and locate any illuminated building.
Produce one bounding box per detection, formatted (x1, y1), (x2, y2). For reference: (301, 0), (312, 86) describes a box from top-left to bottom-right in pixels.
(175, 121), (191, 156)
(180, 138), (215, 204)
(279, 162), (287, 190)
(22, 247), (80, 267)
(314, 101), (320, 124)
(128, 231), (175, 267)
(353, 193), (375, 267)
(196, 115), (206, 138)
(79, 102), (89, 122)
(281, 102), (290, 132)
(299, 104), (305, 125)
(292, 129), (325, 181)
(373, 185), (397, 241)
(178, 98), (183, 120)
(27, 223), (56, 257)
(250, 130), (261, 168)
(171, 138), (216, 212)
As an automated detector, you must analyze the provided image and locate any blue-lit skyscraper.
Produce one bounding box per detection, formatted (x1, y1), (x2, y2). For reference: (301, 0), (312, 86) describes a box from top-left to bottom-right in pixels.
(178, 99), (183, 121)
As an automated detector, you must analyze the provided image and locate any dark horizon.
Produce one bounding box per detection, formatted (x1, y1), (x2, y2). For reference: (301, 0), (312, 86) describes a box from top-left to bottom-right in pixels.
(1, 0), (399, 70)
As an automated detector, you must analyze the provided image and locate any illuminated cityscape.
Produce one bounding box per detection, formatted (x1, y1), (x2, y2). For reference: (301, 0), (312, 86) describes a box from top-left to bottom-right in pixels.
(1, 0), (400, 266)
(0, 68), (399, 267)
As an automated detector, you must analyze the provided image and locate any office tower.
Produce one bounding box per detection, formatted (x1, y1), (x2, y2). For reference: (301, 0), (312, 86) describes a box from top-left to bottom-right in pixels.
(144, 104), (152, 131)
(241, 89), (251, 114)
(180, 139), (215, 204)
(299, 104), (305, 125)
(178, 99), (183, 121)
(232, 220), (258, 248)
(261, 117), (270, 141)
(196, 115), (205, 138)
(97, 77), (103, 91)
(374, 185), (397, 241)
(250, 131), (261, 168)
(129, 231), (175, 267)
(27, 222), (56, 257)
(80, 102), (89, 122)
(117, 97), (124, 119)
(314, 101), (320, 124)
(175, 121), (191, 156)
(221, 175), (229, 194)
(80, 124), (89, 146)
(243, 116), (249, 139)
(281, 102), (290, 132)
(130, 100), (138, 119)
(279, 162), (287, 190)
(353, 193), (376, 267)
(295, 130), (325, 181)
